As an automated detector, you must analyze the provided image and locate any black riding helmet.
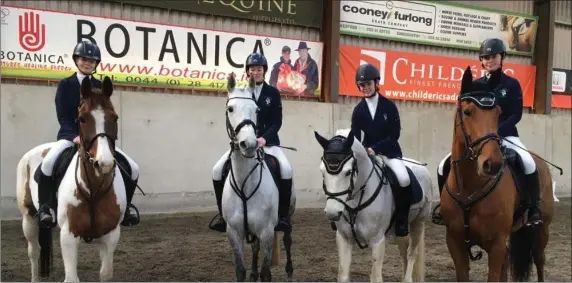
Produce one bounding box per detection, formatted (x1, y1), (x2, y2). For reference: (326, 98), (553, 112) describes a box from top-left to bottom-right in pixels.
(72, 41), (101, 74)
(479, 38), (506, 59)
(355, 63), (380, 84)
(245, 53), (268, 74)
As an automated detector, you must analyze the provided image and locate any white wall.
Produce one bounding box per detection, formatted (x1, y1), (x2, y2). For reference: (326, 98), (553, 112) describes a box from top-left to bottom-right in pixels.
(2, 83), (570, 219)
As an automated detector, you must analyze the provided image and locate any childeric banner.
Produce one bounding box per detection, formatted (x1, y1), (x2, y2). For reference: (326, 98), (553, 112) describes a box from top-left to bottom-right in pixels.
(1, 6), (323, 97)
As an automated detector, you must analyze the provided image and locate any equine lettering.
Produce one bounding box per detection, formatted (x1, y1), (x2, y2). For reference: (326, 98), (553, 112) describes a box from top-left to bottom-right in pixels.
(77, 19), (265, 66)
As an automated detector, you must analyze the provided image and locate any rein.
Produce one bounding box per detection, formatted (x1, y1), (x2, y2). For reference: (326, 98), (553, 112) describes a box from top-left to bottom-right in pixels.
(76, 132), (117, 243)
(444, 93), (505, 261)
(225, 95), (265, 243)
(323, 154), (389, 249)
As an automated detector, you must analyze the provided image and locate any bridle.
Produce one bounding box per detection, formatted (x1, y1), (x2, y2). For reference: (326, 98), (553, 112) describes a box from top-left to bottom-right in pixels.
(74, 107), (118, 243)
(224, 95), (265, 244)
(444, 90), (506, 261)
(321, 136), (388, 249)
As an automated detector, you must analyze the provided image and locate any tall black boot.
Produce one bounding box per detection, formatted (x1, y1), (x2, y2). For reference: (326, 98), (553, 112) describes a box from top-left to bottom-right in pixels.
(525, 170), (543, 227)
(209, 179), (227, 232)
(394, 184), (412, 237)
(432, 172), (447, 224)
(34, 164), (56, 228)
(275, 178), (292, 232)
(121, 177), (140, 227)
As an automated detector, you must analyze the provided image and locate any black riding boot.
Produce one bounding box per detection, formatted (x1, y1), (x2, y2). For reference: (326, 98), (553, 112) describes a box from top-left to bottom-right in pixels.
(35, 164), (56, 228)
(275, 178), (292, 232)
(432, 172), (447, 223)
(121, 177), (140, 227)
(525, 170), (543, 227)
(394, 184), (412, 237)
(209, 179), (227, 232)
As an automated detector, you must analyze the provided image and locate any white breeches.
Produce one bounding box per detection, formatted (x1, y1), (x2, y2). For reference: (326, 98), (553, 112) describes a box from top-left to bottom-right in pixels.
(212, 146), (293, 181)
(437, 136), (536, 175)
(41, 140), (74, 176)
(41, 140), (139, 180)
(376, 155), (410, 187)
(212, 149), (231, 181)
(437, 152), (452, 176)
(503, 136), (536, 174)
(263, 145), (293, 179)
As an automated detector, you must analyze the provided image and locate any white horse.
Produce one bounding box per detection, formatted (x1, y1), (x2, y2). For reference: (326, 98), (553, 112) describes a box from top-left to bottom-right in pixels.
(15, 76), (127, 282)
(221, 73), (296, 282)
(314, 128), (433, 282)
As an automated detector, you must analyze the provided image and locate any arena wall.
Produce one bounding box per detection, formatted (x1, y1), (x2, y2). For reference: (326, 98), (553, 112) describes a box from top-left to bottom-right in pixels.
(1, 0), (570, 219)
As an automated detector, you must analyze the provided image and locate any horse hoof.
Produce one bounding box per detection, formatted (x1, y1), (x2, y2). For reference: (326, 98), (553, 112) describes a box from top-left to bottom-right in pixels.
(250, 274), (259, 282)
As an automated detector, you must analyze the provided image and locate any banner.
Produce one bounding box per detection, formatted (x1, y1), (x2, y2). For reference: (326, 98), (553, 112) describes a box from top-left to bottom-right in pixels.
(339, 44), (536, 107)
(340, 1), (538, 56)
(552, 68), (571, 109)
(0, 6), (323, 97)
(107, 0), (323, 28)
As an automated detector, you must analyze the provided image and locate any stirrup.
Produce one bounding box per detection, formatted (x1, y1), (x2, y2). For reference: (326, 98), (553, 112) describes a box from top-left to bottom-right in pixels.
(208, 213), (227, 232)
(121, 203), (141, 226)
(431, 204), (445, 225)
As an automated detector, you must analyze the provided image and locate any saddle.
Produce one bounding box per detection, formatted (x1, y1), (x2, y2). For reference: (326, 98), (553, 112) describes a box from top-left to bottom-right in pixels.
(381, 164), (423, 205)
(221, 152), (282, 190)
(34, 145), (133, 219)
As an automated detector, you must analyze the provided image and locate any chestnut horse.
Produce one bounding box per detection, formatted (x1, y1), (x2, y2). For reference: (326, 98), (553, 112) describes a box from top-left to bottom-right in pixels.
(16, 76), (127, 281)
(439, 67), (554, 281)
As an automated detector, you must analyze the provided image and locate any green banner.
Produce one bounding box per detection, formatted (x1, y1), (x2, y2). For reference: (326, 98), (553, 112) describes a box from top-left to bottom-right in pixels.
(111, 0), (323, 28)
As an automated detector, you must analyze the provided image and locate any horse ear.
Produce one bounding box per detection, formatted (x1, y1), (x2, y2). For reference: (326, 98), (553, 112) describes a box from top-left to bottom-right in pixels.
(314, 131), (329, 150)
(227, 72), (236, 94)
(343, 131), (355, 151)
(80, 76), (92, 98)
(460, 65), (473, 94)
(101, 76), (113, 97)
(248, 73), (256, 92)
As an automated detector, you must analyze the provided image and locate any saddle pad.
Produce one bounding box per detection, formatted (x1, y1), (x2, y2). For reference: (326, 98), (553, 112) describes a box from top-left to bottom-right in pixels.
(384, 165), (423, 205)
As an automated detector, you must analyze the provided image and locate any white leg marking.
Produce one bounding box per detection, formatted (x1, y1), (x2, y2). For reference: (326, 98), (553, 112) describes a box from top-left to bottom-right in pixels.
(99, 226), (120, 282)
(411, 221), (426, 282)
(370, 237), (386, 282)
(395, 235), (411, 282)
(23, 216), (40, 282)
(336, 231), (353, 282)
(60, 225), (80, 282)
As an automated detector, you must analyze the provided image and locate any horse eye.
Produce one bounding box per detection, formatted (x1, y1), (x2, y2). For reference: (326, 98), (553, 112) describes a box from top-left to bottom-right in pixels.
(463, 109), (472, 116)
(345, 170), (352, 177)
(79, 116), (87, 123)
(228, 106), (234, 113)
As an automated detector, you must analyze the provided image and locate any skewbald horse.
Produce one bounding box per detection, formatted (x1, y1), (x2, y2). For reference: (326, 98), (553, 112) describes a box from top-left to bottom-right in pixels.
(16, 76), (127, 282)
(440, 66), (554, 281)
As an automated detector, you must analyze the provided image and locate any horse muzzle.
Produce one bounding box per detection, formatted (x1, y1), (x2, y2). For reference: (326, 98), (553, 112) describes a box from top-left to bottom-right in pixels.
(92, 159), (115, 175)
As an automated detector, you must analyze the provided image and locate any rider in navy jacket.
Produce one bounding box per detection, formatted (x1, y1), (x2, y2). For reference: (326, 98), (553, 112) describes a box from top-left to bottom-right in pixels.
(434, 38), (542, 227)
(349, 63), (412, 237)
(351, 96), (403, 159)
(255, 82), (282, 147)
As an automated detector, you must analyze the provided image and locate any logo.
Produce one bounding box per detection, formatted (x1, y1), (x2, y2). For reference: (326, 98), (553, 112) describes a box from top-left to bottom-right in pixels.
(1, 8), (9, 25)
(500, 88), (507, 97)
(359, 49), (387, 85)
(18, 11), (46, 52)
(265, 97), (271, 106)
(383, 113), (387, 121)
(552, 71), (566, 92)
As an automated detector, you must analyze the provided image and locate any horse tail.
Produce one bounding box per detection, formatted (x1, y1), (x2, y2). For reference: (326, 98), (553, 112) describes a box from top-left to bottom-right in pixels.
(508, 225), (540, 281)
(39, 226), (53, 277)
